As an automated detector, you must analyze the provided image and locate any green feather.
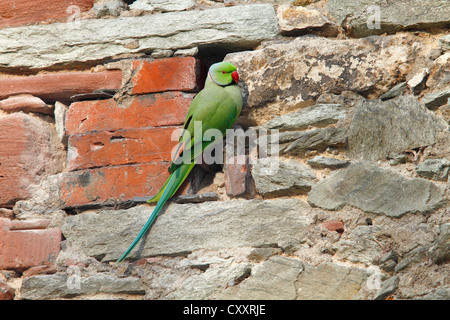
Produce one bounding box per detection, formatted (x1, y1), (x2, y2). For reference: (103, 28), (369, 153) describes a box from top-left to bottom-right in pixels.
(116, 61), (243, 262)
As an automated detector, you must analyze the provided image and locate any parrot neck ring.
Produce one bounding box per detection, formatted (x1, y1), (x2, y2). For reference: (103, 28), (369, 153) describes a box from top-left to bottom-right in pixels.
(208, 71), (239, 87)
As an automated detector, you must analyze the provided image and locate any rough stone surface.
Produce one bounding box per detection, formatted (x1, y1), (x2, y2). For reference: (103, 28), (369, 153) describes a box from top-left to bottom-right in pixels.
(333, 226), (384, 264)
(260, 104), (346, 131)
(0, 94), (53, 115)
(0, 4), (279, 70)
(307, 156), (350, 170)
(0, 113), (66, 206)
(93, 0), (127, 17)
(130, 0), (195, 12)
(20, 273), (144, 300)
(428, 224), (450, 264)
(277, 4), (339, 36)
(415, 159), (450, 181)
(282, 127), (348, 155)
(307, 162), (446, 217)
(327, 0), (450, 37)
(296, 263), (370, 300)
(252, 158), (316, 196)
(439, 35), (450, 51)
(348, 95), (448, 161)
(374, 275), (399, 300)
(219, 256), (303, 300)
(226, 34), (419, 115)
(61, 199), (313, 261)
(422, 89), (450, 110)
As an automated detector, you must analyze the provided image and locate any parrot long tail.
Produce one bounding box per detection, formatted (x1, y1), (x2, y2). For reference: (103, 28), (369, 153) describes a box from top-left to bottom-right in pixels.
(116, 161), (196, 262)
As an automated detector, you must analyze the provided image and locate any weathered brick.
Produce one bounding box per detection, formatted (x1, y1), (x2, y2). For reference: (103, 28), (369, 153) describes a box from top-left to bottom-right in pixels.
(0, 218), (61, 270)
(0, 70), (122, 103)
(66, 92), (192, 135)
(60, 163), (172, 208)
(224, 155), (255, 198)
(0, 94), (54, 115)
(67, 127), (180, 171)
(0, 113), (66, 207)
(131, 57), (200, 94)
(0, 0), (95, 29)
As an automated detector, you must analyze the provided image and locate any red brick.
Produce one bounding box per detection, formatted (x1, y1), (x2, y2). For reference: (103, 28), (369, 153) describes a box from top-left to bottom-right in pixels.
(60, 163), (171, 208)
(0, 94), (54, 115)
(321, 220), (345, 233)
(66, 92), (192, 135)
(0, 113), (66, 207)
(131, 57), (200, 94)
(0, 218), (61, 270)
(0, 70), (122, 103)
(67, 127), (181, 171)
(0, 281), (14, 300)
(0, 0), (95, 29)
(22, 265), (58, 278)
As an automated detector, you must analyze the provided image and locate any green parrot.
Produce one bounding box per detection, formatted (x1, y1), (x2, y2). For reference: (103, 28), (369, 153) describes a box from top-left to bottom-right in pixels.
(117, 61), (243, 262)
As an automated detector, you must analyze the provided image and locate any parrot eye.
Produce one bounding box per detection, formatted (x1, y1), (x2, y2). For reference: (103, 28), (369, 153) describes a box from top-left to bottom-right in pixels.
(221, 71), (226, 75)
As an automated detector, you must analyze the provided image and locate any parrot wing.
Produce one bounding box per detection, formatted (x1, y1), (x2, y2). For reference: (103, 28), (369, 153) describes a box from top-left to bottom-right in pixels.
(116, 85), (240, 262)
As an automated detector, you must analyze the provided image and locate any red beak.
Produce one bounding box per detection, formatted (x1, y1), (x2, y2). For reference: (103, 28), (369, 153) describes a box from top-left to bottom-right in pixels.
(231, 71), (239, 83)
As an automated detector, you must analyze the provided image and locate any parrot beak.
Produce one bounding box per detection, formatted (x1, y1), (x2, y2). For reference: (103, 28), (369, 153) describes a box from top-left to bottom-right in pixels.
(231, 71), (239, 83)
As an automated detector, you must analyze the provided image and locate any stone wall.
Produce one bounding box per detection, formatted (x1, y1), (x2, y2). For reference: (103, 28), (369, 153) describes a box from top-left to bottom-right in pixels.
(0, 0), (449, 300)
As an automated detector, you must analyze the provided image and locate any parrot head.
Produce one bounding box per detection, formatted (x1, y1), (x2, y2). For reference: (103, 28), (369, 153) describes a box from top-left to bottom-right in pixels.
(208, 61), (239, 86)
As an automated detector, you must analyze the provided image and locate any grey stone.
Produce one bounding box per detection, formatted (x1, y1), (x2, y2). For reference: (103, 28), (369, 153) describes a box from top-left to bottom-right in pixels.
(219, 256), (303, 300)
(439, 35), (450, 51)
(174, 47), (198, 57)
(13, 174), (65, 220)
(166, 262), (252, 300)
(93, 0), (128, 17)
(282, 127), (348, 155)
(418, 288), (450, 300)
(306, 156), (350, 170)
(422, 89), (450, 110)
(374, 250), (398, 273)
(307, 162), (446, 217)
(252, 158), (317, 196)
(20, 273), (144, 300)
(225, 34), (419, 114)
(327, 0), (450, 37)
(395, 246), (428, 272)
(0, 4), (279, 70)
(150, 49), (173, 59)
(380, 82), (407, 100)
(276, 4), (339, 36)
(374, 276), (399, 300)
(348, 95), (448, 161)
(296, 263), (370, 300)
(333, 226), (384, 264)
(416, 159), (450, 181)
(61, 199), (313, 261)
(54, 102), (69, 147)
(129, 0), (196, 12)
(428, 223), (450, 264)
(407, 68), (429, 95)
(260, 104), (346, 131)
(172, 192), (219, 204)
